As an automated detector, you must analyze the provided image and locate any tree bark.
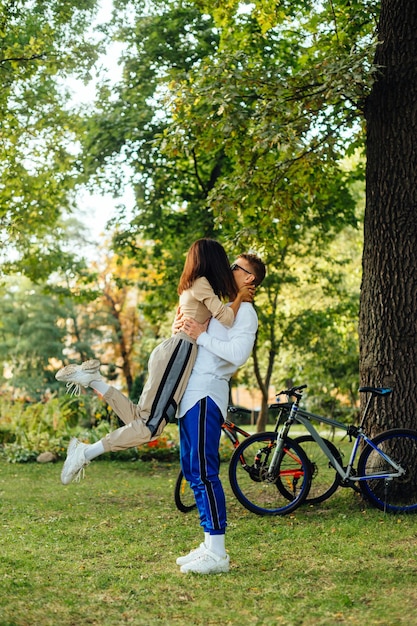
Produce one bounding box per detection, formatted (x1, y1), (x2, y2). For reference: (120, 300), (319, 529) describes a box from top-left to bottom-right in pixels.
(360, 0), (417, 433)
(105, 293), (134, 395)
(253, 332), (276, 432)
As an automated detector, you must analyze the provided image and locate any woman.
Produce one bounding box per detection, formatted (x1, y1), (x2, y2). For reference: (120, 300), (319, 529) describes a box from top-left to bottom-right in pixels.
(56, 238), (255, 484)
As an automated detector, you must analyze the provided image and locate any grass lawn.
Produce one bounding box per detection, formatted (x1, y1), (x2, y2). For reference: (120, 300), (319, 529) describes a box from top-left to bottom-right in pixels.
(1, 454), (416, 626)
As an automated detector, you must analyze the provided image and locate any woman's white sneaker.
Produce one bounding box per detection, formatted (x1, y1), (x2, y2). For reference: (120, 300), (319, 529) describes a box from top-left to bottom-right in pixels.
(55, 359), (102, 396)
(61, 438), (90, 484)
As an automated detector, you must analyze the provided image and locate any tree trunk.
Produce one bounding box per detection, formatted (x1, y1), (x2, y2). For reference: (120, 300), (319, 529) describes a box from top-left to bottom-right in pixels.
(360, 0), (417, 434)
(253, 331), (276, 432)
(105, 293), (134, 395)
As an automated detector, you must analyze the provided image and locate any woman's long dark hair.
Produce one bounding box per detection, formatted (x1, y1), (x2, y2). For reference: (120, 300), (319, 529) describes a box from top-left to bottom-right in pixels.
(178, 238), (237, 300)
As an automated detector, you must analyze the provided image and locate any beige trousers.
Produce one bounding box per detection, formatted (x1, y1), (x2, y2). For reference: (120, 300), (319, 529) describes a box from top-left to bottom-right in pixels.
(101, 332), (197, 452)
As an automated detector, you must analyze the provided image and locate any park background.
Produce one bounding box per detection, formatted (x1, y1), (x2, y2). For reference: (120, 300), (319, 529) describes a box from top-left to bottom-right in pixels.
(1, 1), (417, 624)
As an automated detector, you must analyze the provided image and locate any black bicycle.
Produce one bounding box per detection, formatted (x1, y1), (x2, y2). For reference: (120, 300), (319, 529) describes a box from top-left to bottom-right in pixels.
(174, 405), (324, 514)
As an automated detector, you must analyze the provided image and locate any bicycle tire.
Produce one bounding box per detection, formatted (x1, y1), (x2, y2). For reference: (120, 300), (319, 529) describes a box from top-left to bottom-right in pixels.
(174, 470), (197, 513)
(228, 431), (312, 516)
(357, 428), (417, 513)
(293, 435), (342, 505)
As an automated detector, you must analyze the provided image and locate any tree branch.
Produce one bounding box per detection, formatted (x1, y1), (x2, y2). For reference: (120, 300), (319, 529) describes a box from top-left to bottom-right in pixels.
(0, 53), (46, 66)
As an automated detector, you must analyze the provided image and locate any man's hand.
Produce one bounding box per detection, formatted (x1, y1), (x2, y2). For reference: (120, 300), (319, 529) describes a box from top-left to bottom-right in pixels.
(172, 307), (183, 334)
(172, 308), (209, 339)
(182, 316), (209, 340)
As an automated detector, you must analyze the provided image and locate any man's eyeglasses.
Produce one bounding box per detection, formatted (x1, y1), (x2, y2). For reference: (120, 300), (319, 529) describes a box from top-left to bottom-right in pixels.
(230, 263), (252, 275)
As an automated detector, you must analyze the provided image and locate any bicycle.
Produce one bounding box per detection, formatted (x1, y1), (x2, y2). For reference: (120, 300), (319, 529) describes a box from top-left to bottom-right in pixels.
(174, 403), (341, 512)
(229, 384), (417, 515)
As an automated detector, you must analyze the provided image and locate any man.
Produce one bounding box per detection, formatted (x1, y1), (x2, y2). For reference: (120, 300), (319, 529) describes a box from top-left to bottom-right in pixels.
(176, 253), (266, 575)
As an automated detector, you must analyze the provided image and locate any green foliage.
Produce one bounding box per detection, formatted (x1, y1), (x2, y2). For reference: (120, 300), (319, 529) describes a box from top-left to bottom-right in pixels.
(93, 0), (377, 247)
(0, 0), (101, 280)
(0, 391), (118, 462)
(72, 0), (370, 421)
(0, 394), (74, 461)
(0, 390), (180, 463)
(0, 277), (70, 398)
(273, 223), (362, 406)
(1, 0), (370, 421)
(0, 274), (106, 399)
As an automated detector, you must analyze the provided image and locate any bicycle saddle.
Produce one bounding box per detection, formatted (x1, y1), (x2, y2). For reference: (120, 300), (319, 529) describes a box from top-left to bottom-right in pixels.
(358, 386), (392, 396)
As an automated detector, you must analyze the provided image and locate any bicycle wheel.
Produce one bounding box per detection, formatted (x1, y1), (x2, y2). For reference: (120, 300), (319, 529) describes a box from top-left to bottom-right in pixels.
(357, 428), (417, 513)
(293, 435), (342, 504)
(228, 432), (311, 516)
(174, 470), (197, 513)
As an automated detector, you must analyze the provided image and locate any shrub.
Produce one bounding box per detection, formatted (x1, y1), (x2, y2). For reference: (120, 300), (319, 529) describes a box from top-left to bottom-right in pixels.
(137, 434), (179, 462)
(0, 392), (180, 463)
(0, 394), (75, 462)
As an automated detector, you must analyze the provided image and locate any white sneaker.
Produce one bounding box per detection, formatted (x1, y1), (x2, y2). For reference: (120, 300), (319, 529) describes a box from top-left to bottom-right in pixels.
(61, 438), (90, 484)
(176, 543), (208, 566)
(56, 359), (102, 396)
(180, 548), (230, 574)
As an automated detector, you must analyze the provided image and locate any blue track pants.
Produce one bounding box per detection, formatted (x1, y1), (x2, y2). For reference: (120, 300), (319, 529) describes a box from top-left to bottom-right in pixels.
(179, 397), (226, 535)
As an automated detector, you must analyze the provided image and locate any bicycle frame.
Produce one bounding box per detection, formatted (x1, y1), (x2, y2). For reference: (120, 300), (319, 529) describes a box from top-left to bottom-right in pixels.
(221, 418), (251, 449)
(270, 388), (405, 485)
(291, 410), (405, 483)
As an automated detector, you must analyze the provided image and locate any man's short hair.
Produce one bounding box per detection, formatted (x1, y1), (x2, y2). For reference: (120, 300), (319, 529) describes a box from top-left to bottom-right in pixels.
(238, 254), (266, 287)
